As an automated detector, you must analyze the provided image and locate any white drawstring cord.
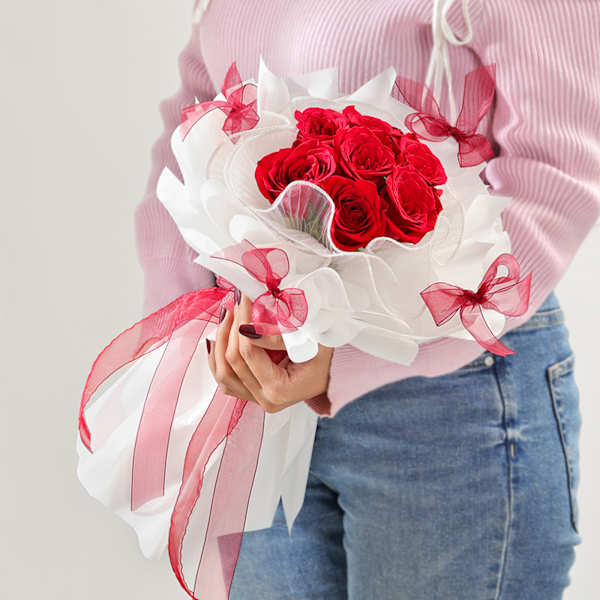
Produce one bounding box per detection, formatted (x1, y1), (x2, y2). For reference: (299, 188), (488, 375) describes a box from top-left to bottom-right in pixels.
(423, 0), (474, 124)
(192, 0), (212, 24)
(193, 0), (472, 124)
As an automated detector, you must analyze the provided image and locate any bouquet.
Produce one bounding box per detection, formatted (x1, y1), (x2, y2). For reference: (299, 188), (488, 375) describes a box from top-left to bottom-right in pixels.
(77, 59), (531, 599)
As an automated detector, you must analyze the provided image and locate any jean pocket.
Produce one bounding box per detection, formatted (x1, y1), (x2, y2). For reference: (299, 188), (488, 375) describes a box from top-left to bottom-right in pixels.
(546, 352), (582, 534)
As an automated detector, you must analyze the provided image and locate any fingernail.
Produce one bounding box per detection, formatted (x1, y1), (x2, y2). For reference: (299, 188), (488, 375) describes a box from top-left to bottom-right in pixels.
(206, 339), (211, 353)
(239, 324), (261, 339)
(218, 305), (227, 323)
(234, 288), (241, 305)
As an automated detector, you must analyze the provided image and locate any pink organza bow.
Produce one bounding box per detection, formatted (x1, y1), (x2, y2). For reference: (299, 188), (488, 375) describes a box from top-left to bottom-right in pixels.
(180, 61), (259, 141)
(420, 253), (532, 356)
(213, 239), (309, 335)
(394, 64), (496, 167)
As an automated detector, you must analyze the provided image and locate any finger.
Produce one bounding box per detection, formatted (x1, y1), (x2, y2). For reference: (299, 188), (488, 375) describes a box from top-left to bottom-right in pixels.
(206, 337), (257, 403)
(236, 297), (289, 409)
(225, 296), (266, 403)
(213, 305), (253, 398)
(245, 342), (333, 409)
(214, 304), (235, 383)
(238, 328), (287, 350)
(207, 338), (217, 379)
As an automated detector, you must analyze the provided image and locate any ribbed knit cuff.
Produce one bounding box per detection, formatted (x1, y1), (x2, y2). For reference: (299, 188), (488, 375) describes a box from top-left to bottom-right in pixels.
(140, 255), (216, 317)
(324, 344), (370, 418)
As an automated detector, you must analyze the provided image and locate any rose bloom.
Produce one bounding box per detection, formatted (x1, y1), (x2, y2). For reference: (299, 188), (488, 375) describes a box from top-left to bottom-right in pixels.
(383, 164), (443, 244)
(255, 138), (338, 203)
(294, 107), (349, 144)
(342, 105), (404, 154)
(399, 133), (447, 186)
(320, 175), (387, 251)
(334, 126), (396, 183)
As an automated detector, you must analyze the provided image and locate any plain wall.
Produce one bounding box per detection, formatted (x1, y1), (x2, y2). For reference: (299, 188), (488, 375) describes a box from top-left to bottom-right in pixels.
(1, 1), (597, 598)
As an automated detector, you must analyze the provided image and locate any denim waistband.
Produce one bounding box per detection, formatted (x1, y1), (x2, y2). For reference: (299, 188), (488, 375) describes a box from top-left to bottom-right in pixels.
(514, 289), (564, 332)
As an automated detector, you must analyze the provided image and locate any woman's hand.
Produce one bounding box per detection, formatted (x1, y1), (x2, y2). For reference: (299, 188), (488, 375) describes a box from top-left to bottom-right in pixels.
(207, 293), (333, 413)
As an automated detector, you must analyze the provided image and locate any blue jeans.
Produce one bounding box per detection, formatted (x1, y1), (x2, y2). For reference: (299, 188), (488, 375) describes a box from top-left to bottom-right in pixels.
(229, 290), (583, 599)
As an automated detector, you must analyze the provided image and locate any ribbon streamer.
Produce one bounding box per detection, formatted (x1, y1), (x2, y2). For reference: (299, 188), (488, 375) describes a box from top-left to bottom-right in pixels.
(180, 61), (260, 141)
(395, 63), (496, 167)
(78, 240), (307, 599)
(78, 285), (232, 453)
(420, 253), (532, 356)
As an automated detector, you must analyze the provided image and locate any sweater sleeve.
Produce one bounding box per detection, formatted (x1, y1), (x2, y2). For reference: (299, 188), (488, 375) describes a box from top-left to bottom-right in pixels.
(134, 14), (217, 316)
(476, 0), (600, 322)
(323, 0), (600, 415)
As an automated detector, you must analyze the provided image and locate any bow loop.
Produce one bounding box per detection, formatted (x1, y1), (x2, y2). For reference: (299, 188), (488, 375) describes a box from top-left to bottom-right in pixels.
(455, 63), (496, 134)
(406, 112), (452, 141)
(420, 253), (532, 356)
(395, 63), (496, 167)
(241, 246), (289, 290)
(221, 60), (243, 96)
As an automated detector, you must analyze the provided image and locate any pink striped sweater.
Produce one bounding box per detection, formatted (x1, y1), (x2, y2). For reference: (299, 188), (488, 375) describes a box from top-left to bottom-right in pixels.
(134, 0), (600, 418)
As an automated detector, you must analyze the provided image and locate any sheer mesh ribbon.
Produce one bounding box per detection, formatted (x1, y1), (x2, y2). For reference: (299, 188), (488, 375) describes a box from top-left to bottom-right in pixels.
(394, 64), (496, 167)
(212, 239), (309, 335)
(180, 61), (259, 141)
(78, 285), (232, 453)
(420, 253), (532, 356)
(78, 245), (298, 599)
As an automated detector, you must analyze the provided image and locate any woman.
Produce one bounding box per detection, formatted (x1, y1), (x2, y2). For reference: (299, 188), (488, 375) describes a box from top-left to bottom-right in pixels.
(135, 0), (599, 597)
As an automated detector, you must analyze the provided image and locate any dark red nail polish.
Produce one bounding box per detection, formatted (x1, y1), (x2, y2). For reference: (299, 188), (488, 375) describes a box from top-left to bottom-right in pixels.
(218, 306), (227, 323)
(234, 288), (241, 305)
(239, 324), (261, 339)
(206, 339), (211, 353)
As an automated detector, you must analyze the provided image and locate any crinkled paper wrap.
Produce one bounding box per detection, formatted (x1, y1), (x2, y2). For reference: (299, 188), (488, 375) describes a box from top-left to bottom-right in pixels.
(77, 58), (514, 589)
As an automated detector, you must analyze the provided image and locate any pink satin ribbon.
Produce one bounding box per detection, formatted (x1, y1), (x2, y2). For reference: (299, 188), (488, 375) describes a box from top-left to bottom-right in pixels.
(180, 61), (259, 141)
(420, 253), (532, 356)
(395, 64), (496, 167)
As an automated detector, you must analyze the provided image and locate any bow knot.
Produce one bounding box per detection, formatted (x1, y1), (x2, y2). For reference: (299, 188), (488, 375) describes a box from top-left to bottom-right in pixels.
(180, 61), (259, 141)
(447, 125), (466, 139)
(395, 63), (497, 167)
(420, 253), (532, 356)
(462, 286), (488, 306)
(212, 239), (308, 336)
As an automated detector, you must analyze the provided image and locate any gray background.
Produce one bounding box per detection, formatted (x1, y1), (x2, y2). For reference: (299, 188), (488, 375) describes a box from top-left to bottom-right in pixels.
(1, 1), (597, 597)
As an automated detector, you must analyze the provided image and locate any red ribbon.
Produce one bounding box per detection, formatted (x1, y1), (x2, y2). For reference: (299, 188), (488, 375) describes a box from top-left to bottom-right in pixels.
(78, 285), (233, 454)
(78, 240), (306, 599)
(420, 253), (532, 356)
(77, 285), (269, 600)
(180, 61), (259, 141)
(212, 239), (309, 336)
(394, 64), (496, 168)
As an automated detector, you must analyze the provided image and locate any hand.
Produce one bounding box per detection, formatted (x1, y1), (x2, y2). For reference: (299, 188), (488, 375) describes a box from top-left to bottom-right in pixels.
(207, 293), (333, 413)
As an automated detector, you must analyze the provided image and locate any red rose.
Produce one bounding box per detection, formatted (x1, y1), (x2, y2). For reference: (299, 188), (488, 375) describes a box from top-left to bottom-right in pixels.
(342, 105), (404, 154)
(255, 138), (338, 203)
(399, 133), (447, 186)
(383, 164), (443, 244)
(294, 107), (348, 143)
(320, 175), (387, 251)
(334, 126), (396, 183)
